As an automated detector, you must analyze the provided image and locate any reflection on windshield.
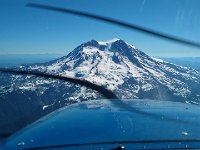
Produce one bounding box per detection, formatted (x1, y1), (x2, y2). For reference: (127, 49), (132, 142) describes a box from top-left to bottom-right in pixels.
(3, 99), (200, 150)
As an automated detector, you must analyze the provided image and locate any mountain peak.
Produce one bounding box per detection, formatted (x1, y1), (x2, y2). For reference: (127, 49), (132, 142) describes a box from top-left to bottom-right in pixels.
(79, 38), (136, 51)
(97, 38), (121, 45)
(3, 38), (200, 108)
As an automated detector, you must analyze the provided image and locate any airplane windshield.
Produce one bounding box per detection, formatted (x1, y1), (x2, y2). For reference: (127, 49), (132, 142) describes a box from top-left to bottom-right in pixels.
(1, 0), (200, 149)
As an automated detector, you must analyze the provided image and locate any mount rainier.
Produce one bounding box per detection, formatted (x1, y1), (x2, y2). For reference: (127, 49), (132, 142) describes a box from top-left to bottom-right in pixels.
(1, 38), (200, 133)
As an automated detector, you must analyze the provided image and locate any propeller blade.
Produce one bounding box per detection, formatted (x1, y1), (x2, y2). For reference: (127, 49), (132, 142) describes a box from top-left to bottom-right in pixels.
(26, 2), (200, 48)
(0, 68), (118, 99)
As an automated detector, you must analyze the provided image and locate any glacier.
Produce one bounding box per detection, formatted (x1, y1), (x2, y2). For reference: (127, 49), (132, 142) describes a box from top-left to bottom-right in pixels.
(0, 38), (200, 134)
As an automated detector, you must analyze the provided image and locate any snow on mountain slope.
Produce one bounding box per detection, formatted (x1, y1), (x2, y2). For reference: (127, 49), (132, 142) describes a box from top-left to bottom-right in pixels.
(15, 38), (200, 102)
(1, 38), (200, 109)
(1, 38), (200, 134)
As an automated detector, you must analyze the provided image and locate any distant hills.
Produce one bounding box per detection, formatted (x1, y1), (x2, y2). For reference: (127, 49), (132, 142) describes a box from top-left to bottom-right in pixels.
(160, 57), (200, 70)
(0, 54), (63, 67)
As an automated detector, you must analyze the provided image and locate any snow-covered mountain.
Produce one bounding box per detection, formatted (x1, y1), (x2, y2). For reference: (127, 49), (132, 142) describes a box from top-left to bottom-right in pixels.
(13, 38), (200, 101)
(1, 38), (200, 134)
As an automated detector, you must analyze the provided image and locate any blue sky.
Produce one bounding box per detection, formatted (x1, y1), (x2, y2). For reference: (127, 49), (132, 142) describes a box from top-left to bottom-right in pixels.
(1, 0), (200, 57)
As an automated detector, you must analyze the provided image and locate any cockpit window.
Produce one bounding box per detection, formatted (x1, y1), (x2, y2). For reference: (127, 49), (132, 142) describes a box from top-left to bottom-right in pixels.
(1, 1), (200, 149)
